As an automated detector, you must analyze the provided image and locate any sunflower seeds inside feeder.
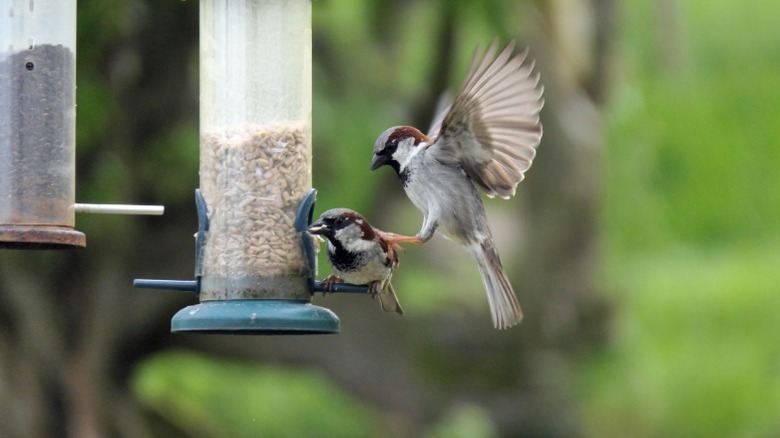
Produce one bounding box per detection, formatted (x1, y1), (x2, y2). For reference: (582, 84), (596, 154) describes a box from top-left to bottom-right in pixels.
(200, 121), (311, 290)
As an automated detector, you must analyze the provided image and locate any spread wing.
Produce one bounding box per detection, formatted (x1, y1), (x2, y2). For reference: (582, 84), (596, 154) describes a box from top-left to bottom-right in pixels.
(426, 91), (454, 139)
(428, 41), (544, 199)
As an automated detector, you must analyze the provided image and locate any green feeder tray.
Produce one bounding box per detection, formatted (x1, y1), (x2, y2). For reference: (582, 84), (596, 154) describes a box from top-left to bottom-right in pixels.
(171, 299), (339, 334)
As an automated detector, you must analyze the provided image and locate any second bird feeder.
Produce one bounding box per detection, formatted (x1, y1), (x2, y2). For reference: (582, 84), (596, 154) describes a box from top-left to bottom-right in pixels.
(1, 0), (164, 249)
(0, 0), (82, 247)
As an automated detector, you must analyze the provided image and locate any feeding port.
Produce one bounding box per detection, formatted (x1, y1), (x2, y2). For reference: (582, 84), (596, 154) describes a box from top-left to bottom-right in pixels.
(0, 0), (83, 248)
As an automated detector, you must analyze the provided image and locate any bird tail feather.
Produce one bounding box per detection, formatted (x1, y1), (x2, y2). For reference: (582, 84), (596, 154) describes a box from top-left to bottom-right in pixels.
(470, 240), (523, 329)
(378, 281), (404, 315)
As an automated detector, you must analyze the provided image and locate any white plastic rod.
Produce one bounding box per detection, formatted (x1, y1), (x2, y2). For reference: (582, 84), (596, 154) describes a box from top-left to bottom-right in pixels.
(74, 203), (165, 215)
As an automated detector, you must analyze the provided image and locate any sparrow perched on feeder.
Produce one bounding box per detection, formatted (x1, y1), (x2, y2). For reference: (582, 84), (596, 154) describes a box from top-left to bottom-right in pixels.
(308, 208), (404, 315)
(369, 41), (544, 329)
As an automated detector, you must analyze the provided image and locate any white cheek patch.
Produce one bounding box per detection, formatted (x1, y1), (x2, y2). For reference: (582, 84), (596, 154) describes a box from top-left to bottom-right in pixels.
(334, 226), (375, 253)
(343, 236), (375, 253)
(396, 139), (427, 171)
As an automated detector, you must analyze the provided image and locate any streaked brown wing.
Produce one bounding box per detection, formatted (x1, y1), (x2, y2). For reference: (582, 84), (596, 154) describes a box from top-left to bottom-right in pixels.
(428, 41), (544, 199)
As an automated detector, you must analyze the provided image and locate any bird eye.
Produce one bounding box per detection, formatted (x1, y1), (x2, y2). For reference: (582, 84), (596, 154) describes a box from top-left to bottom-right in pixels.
(384, 140), (398, 155)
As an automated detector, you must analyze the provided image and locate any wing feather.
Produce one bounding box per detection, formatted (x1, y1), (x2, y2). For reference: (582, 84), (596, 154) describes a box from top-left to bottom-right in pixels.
(426, 92), (454, 139)
(428, 41), (544, 198)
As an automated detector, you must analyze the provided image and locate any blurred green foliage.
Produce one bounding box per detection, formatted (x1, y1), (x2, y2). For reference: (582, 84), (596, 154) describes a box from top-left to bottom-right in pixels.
(427, 403), (499, 438)
(604, 0), (780, 250)
(586, 0), (780, 436)
(134, 351), (382, 437)
(583, 245), (780, 437)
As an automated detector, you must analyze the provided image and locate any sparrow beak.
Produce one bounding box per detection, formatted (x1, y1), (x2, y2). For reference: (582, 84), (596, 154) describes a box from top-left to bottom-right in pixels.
(370, 153), (389, 171)
(307, 221), (329, 235)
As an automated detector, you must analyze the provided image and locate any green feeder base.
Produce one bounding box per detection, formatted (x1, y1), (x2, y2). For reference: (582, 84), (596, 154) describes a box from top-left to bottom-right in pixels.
(171, 299), (340, 334)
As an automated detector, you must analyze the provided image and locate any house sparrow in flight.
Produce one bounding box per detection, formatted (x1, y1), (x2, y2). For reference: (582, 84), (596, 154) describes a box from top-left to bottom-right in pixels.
(369, 41), (544, 329)
(308, 208), (404, 315)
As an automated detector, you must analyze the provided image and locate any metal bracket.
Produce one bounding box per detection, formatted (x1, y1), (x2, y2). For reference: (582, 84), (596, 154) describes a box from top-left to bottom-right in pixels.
(193, 187), (209, 290)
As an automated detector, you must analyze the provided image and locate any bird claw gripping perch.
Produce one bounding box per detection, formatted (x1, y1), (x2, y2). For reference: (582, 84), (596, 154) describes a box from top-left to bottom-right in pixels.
(295, 188), (370, 295)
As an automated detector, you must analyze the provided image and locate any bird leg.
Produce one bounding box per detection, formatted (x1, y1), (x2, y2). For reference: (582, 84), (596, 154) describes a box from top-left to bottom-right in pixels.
(367, 281), (381, 297)
(321, 275), (343, 294)
(375, 230), (426, 246)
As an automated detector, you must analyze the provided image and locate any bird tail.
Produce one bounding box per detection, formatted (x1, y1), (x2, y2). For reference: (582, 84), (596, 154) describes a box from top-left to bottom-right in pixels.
(470, 240), (523, 329)
(377, 281), (405, 315)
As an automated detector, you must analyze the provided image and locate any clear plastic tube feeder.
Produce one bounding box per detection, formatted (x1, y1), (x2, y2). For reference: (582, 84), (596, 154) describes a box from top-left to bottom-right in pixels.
(168, 0), (338, 333)
(0, 0), (83, 248)
(0, 0), (164, 249)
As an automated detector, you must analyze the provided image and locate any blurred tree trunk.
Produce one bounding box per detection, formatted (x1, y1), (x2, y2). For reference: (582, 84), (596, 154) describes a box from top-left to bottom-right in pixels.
(523, 0), (613, 345)
(490, 0), (615, 433)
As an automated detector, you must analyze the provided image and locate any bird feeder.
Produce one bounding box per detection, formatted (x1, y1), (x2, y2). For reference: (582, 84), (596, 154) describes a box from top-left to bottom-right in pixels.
(0, 0), (81, 248)
(134, 0), (369, 334)
(0, 0), (163, 249)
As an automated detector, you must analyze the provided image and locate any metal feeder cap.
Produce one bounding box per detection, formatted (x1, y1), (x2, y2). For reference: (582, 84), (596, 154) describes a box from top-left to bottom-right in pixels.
(171, 299), (340, 334)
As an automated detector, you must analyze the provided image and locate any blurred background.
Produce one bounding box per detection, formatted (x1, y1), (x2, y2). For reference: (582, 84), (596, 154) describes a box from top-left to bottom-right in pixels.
(1, 0), (779, 436)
